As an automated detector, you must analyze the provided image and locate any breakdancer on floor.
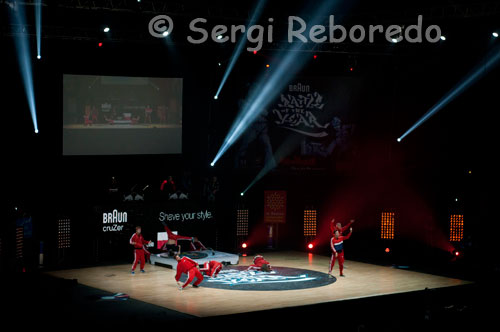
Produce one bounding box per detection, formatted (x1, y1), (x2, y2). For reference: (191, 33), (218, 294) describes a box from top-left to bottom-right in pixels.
(174, 254), (204, 290)
(200, 260), (223, 278)
(247, 254), (272, 272)
(329, 227), (353, 278)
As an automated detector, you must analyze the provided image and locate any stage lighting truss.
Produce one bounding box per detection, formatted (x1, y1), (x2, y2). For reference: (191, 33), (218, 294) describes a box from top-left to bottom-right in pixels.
(58, 218), (71, 249)
(236, 209), (249, 237)
(449, 214), (464, 242)
(303, 209), (317, 237)
(15, 227), (23, 259)
(381, 212), (395, 240)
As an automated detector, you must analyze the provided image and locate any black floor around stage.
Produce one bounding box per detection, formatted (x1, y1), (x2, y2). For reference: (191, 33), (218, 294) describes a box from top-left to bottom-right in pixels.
(4, 268), (499, 330)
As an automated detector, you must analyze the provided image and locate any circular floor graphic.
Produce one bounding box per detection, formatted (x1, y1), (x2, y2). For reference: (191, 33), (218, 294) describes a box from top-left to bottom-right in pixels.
(179, 266), (336, 291)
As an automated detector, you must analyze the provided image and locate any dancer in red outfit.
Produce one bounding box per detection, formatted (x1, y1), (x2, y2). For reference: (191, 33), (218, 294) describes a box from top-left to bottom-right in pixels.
(200, 260), (223, 278)
(330, 218), (355, 236)
(162, 224), (207, 251)
(247, 254), (272, 272)
(174, 254), (204, 289)
(130, 226), (151, 274)
(329, 227), (353, 277)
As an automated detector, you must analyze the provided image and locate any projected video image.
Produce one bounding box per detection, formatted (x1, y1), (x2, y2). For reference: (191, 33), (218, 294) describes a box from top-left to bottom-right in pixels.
(63, 75), (182, 128)
(63, 75), (183, 155)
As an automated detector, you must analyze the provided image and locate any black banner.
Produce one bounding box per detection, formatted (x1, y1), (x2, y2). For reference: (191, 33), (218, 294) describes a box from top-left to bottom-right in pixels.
(235, 77), (364, 170)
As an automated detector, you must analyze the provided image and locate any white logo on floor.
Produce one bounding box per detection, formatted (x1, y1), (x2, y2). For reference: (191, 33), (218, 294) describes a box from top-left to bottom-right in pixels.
(206, 269), (316, 285)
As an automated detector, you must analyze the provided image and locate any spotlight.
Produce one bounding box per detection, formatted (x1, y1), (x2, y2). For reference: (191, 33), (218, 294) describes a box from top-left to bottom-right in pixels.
(307, 243), (314, 250)
(214, 95), (218, 100)
(385, 247), (390, 253)
(218, 62), (221, 66)
(350, 67), (354, 72)
(253, 50), (257, 55)
(266, 64), (270, 68)
(34, 129), (39, 134)
(103, 27), (110, 33)
(37, 55), (41, 59)
(210, 162), (215, 167)
(455, 198), (458, 202)
(216, 35), (223, 40)
(440, 35), (446, 41)
(98, 42), (103, 47)
(391, 38), (398, 43)
(493, 32), (499, 38)
(240, 192), (244, 196)
(397, 138), (401, 142)
(242, 243), (248, 249)
(163, 31), (169, 37)
(452, 249), (460, 257)
(313, 54), (317, 59)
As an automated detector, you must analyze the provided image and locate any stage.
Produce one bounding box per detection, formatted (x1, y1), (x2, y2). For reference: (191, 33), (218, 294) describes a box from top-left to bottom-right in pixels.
(46, 251), (471, 318)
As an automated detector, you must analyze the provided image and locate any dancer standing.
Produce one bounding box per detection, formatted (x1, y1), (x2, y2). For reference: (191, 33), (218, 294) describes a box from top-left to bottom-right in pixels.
(330, 218), (355, 236)
(129, 226), (151, 274)
(329, 227), (353, 277)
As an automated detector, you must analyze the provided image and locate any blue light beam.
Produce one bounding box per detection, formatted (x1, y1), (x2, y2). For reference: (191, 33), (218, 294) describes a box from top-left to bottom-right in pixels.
(398, 45), (500, 142)
(211, 0), (343, 166)
(9, 3), (39, 133)
(242, 134), (303, 195)
(35, 0), (42, 59)
(214, 0), (267, 100)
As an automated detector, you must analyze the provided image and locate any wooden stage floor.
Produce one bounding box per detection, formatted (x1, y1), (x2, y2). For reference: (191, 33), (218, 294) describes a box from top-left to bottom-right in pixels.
(47, 251), (470, 318)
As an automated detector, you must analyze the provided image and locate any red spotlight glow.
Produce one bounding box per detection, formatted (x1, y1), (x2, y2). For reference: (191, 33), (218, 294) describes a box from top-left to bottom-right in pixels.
(350, 67), (354, 71)
(308, 243), (314, 249)
(242, 243), (247, 249)
(385, 247), (390, 253)
(253, 50), (257, 55)
(455, 251), (460, 257)
(313, 55), (317, 59)
(98, 42), (103, 47)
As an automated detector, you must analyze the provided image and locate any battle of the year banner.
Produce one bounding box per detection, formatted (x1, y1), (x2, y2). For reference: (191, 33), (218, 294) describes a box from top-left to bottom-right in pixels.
(264, 190), (287, 223)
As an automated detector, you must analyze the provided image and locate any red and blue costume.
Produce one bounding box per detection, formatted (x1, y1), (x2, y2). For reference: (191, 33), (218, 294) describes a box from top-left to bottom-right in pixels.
(330, 230), (352, 276)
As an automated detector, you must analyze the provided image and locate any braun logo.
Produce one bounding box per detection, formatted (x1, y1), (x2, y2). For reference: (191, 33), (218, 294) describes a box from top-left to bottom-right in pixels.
(102, 210), (128, 224)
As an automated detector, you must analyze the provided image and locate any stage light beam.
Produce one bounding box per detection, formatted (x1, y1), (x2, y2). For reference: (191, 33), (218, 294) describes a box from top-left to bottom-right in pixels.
(212, 0), (267, 102)
(398, 44), (500, 141)
(211, 0), (350, 167)
(8, 2), (39, 133)
(35, 0), (42, 59)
